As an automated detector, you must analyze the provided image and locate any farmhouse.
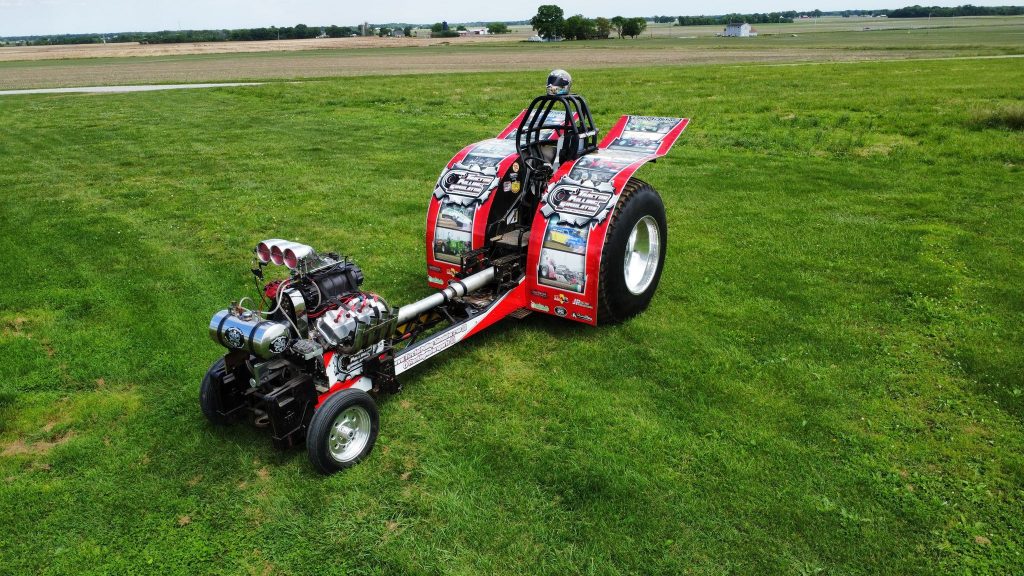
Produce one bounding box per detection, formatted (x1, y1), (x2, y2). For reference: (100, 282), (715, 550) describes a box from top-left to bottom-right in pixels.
(724, 22), (757, 37)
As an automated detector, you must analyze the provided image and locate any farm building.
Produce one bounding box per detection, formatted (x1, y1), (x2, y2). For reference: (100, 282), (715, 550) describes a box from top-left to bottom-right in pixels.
(724, 22), (757, 37)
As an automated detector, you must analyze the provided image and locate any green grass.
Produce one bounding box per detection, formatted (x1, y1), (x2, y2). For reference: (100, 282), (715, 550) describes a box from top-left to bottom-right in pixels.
(1, 59), (1023, 575)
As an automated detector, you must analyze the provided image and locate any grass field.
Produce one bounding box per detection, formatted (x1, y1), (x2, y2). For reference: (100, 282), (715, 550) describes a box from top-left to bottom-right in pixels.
(1, 54), (1023, 574)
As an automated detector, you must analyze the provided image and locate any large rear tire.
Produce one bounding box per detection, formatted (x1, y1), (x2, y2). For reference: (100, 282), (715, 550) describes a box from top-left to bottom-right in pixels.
(598, 178), (668, 324)
(307, 389), (380, 475)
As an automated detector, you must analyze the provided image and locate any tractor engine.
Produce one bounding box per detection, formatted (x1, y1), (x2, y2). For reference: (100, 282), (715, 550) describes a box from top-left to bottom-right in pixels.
(205, 239), (393, 448)
(209, 240), (388, 360)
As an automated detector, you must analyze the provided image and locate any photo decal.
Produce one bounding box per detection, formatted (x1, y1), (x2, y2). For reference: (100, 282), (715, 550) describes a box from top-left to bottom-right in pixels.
(433, 226), (473, 264)
(538, 222), (587, 293)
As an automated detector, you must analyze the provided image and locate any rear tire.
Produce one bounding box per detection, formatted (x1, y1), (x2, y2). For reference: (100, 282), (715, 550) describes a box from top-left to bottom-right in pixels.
(598, 178), (668, 324)
(307, 389), (380, 475)
(200, 358), (231, 426)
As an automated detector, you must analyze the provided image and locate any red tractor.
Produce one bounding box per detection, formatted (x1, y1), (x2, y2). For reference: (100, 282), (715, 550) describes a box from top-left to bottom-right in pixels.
(202, 71), (689, 474)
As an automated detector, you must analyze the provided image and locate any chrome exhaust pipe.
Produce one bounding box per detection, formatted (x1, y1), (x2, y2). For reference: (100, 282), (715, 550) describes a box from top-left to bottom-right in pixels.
(396, 267), (495, 325)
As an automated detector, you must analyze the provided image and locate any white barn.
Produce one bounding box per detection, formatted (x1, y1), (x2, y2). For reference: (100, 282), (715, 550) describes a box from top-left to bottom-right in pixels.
(724, 22), (754, 37)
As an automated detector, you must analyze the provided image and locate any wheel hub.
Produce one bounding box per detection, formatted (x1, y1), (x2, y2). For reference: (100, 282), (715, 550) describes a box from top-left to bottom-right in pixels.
(328, 406), (371, 463)
(623, 215), (660, 295)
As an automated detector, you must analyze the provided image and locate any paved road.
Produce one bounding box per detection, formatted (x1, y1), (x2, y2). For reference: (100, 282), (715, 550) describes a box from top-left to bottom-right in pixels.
(0, 82), (262, 96)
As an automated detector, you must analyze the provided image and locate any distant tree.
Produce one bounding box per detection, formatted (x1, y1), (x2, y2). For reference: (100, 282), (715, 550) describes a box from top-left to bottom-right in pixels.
(403, 26), (413, 36)
(378, 27), (391, 37)
(594, 17), (612, 39)
(621, 17), (647, 38)
(610, 16), (626, 38)
(563, 14), (596, 40)
(456, 25), (467, 31)
(487, 22), (510, 34)
(635, 17), (648, 36)
(430, 22), (459, 37)
(531, 4), (565, 39)
(294, 24), (311, 39)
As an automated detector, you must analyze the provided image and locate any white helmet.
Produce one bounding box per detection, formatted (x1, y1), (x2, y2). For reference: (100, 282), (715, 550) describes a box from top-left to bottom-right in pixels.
(546, 69), (572, 95)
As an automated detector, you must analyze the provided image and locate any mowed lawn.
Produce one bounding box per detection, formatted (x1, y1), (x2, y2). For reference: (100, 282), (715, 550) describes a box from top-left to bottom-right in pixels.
(1, 59), (1022, 575)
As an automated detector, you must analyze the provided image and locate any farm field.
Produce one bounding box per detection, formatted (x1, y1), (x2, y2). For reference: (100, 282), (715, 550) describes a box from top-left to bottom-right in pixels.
(1, 16), (1022, 89)
(1, 55), (1023, 575)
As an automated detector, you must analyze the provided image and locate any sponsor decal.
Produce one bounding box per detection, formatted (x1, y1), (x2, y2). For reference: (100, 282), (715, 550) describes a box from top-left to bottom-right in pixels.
(428, 265), (442, 272)
(510, 181), (521, 193)
(530, 289), (549, 299)
(512, 162), (520, 172)
(553, 294), (569, 304)
(530, 302), (550, 313)
(572, 298), (593, 309)
(447, 268), (459, 277)
(428, 276), (444, 285)
(503, 181), (512, 192)
(224, 327), (244, 348)
(554, 306), (568, 317)
(394, 323), (471, 374)
(435, 168), (496, 202)
(571, 312), (594, 322)
(542, 183), (615, 226)
(269, 336), (289, 354)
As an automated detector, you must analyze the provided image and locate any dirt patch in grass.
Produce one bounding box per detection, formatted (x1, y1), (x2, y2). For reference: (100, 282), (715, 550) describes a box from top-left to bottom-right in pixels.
(1, 431), (74, 457)
(0, 316), (29, 337)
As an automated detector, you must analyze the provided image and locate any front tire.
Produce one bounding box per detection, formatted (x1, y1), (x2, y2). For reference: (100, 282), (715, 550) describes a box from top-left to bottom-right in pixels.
(598, 178), (668, 324)
(307, 389), (380, 474)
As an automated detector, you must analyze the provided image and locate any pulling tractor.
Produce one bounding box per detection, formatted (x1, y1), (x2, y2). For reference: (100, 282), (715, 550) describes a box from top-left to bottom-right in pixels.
(201, 71), (689, 474)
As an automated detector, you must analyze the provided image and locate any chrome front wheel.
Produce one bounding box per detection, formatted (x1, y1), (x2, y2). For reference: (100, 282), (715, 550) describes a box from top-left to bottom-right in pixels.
(307, 389), (380, 474)
(328, 406), (373, 463)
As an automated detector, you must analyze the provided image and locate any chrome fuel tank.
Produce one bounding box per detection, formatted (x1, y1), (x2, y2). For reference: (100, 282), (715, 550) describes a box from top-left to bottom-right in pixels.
(209, 308), (290, 359)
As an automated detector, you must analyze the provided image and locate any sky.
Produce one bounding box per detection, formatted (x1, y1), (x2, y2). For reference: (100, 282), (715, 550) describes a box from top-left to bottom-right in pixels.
(0, 0), (1014, 37)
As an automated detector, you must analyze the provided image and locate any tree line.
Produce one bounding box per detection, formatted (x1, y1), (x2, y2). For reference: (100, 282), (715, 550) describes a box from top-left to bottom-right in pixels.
(531, 5), (648, 39)
(6, 24), (377, 45)
(888, 5), (1024, 18)
(677, 13), (797, 25)
(8, 5), (1022, 46)
(2, 20), (514, 46)
(532, 3), (1024, 40)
